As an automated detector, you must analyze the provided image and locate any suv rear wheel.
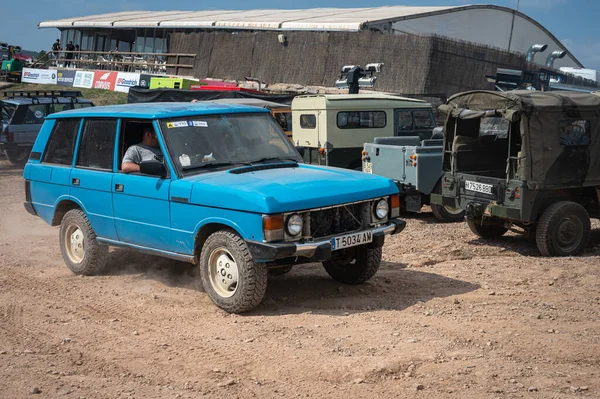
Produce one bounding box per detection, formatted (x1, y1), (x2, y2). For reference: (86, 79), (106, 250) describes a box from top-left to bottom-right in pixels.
(467, 219), (508, 239)
(323, 246), (382, 284)
(59, 209), (108, 275)
(536, 201), (590, 257)
(199, 230), (267, 313)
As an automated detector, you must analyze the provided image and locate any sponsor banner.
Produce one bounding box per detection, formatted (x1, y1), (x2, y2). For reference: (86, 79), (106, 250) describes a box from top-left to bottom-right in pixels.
(92, 71), (118, 91)
(73, 71), (94, 89)
(114, 72), (141, 93)
(56, 70), (76, 87)
(138, 74), (152, 88)
(21, 68), (58, 84)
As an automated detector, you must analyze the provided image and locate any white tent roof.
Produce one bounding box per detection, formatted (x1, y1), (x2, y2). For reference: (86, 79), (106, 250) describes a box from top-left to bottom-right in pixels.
(38, 6), (459, 31)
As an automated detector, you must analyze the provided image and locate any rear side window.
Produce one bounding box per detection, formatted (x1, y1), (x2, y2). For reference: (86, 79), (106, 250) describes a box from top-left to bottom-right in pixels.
(73, 103), (93, 109)
(49, 103), (72, 114)
(413, 109), (435, 129)
(42, 119), (81, 165)
(560, 120), (590, 146)
(76, 119), (117, 170)
(337, 111), (386, 129)
(1, 102), (17, 121)
(300, 114), (316, 129)
(23, 104), (47, 124)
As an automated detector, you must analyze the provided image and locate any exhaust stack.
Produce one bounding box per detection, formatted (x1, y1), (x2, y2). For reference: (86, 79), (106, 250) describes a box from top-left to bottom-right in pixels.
(545, 50), (567, 68)
(525, 44), (548, 62)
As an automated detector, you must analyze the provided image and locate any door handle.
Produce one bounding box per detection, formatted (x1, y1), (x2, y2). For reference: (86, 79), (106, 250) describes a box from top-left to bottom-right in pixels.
(72, 178), (80, 186)
(115, 184), (124, 192)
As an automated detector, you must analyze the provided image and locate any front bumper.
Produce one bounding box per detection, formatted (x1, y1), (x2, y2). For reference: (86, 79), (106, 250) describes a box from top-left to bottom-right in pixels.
(247, 218), (406, 262)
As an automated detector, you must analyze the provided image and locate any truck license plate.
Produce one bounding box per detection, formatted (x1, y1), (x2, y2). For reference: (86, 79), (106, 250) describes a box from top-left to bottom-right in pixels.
(331, 231), (373, 251)
(363, 161), (373, 174)
(465, 181), (493, 195)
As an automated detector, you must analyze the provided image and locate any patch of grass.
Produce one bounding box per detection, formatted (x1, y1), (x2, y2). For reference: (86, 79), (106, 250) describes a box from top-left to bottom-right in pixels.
(1, 83), (128, 106)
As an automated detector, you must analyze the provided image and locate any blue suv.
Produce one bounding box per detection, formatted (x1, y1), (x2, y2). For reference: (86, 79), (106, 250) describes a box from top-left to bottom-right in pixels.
(23, 102), (405, 313)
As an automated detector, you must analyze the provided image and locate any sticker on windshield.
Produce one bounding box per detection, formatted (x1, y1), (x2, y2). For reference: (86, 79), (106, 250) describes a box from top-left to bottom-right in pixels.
(34, 110), (45, 119)
(166, 121), (189, 128)
(192, 121), (208, 127)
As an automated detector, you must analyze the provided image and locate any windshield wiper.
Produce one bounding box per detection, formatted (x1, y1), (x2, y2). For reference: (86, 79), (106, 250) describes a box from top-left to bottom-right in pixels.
(247, 156), (300, 164)
(182, 161), (251, 171)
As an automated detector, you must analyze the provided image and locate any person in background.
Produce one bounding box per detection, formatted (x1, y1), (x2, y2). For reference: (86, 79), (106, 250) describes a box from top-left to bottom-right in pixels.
(51, 39), (60, 64)
(65, 41), (75, 67)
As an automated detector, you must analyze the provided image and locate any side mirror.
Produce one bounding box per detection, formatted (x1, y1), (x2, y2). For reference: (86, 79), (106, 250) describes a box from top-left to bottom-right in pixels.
(139, 160), (166, 177)
(296, 146), (306, 157)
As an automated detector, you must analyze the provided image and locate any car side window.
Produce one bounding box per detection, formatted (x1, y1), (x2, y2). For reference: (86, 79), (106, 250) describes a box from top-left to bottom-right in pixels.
(76, 119), (117, 170)
(50, 103), (72, 114)
(23, 104), (46, 125)
(42, 119), (81, 165)
(413, 109), (435, 129)
(397, 110), (413, 131)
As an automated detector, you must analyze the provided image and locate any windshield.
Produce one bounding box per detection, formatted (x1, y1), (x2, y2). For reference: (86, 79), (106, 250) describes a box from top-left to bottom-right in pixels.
(159, 112), (302, 174)
(1, 102), (17, 122)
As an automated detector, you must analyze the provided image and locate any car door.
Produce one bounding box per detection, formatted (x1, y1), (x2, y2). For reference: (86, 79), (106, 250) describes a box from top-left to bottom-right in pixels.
(112, 119), (173, 252)
(70, 118), (119, 240)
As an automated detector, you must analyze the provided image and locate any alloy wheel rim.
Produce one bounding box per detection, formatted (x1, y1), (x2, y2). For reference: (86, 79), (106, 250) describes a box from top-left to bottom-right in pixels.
(208, 247), (239, 298)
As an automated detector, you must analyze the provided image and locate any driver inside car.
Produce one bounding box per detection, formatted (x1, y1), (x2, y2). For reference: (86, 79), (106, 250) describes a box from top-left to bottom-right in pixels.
(122, 126), (163, 173)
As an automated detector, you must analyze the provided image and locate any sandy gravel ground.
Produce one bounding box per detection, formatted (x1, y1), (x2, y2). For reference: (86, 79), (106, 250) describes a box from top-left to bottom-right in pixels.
(1, 158), (599, 398)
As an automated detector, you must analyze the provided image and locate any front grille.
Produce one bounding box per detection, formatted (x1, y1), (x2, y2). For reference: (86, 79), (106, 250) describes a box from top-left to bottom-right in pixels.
(309, 202), (367, 239)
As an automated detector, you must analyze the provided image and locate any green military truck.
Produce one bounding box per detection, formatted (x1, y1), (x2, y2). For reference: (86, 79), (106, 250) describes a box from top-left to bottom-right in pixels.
(292, 94), (436, 170)
(431, 90), (600, 256)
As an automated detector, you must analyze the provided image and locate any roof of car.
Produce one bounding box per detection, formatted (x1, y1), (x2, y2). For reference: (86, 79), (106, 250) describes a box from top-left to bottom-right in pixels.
(2, 97), (94, 105)
(47, 102), (271, 119)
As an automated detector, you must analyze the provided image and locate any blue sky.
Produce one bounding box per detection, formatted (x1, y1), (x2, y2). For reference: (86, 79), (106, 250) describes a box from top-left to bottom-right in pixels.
(2, 0), (598, 70)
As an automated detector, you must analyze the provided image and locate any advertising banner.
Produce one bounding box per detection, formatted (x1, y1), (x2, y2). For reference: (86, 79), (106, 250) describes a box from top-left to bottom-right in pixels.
(56, 70), (76, 87)
(73, 71), (94, 89)
(21, 68), (58, 84)
(92, 71), (118, 90)
(114, 72), (141, 93)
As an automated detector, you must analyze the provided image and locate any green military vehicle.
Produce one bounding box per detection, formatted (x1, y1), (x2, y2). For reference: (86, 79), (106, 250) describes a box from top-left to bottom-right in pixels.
(431, 90), (600, 256)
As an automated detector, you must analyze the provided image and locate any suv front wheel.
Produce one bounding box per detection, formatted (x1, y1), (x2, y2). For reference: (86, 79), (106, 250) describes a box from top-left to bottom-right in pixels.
(536, 201), (590, 257)
(323, 246), (382, 284)
(199, 230), (268, 313)
(59, 209), (109, 275)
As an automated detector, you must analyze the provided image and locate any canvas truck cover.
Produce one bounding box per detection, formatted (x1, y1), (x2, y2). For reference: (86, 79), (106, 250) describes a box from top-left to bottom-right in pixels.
(439, 90), (600, 190)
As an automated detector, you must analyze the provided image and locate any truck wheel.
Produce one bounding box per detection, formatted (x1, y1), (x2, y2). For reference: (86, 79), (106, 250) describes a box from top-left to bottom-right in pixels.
(5, 148), (29, 166)
(323, 246), (382, 284)
(536, 201), (590, 257)
(431, 203), (465, 223)
(467, 219), (508, 239)
(199, 230), (267, 313)
(268, 265), (293, 277)
(59, 209), (108, 275)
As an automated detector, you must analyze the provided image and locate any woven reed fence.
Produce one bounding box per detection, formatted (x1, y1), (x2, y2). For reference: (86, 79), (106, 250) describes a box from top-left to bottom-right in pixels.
(168, 30), (538, 96)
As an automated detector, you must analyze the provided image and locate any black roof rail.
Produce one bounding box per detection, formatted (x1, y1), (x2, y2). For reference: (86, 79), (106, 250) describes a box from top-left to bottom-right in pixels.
(2, 90), (84, 99)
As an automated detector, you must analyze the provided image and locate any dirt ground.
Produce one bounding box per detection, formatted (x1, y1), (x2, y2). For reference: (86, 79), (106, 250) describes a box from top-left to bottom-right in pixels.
(1, 158), (599, 399)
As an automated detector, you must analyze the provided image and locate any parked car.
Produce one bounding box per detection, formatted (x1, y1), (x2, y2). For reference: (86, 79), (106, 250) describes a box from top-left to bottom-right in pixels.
(362, 136), (465, 222)
(23, 102), (406, 313)
(291, 94), (437, 170)
(1, 90), (93, 165)
(431, 90), (600, 256)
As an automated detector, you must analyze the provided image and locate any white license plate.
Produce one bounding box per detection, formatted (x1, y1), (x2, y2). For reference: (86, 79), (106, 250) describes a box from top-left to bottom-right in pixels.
(363, 161), (373, 174)
(331, 231), (373, 251)
(465, 180), (494, 195)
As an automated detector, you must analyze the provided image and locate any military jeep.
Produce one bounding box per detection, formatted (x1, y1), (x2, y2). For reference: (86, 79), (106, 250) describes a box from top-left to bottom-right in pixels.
(431, 90), (600, 256)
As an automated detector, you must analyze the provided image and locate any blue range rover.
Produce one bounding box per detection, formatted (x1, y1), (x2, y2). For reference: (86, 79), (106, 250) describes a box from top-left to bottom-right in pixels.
(23, 102), (405, 313)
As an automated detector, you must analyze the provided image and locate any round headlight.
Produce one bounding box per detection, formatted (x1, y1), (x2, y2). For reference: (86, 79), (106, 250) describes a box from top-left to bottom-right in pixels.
(375, 199), (389, 219)
(286, 214), (303, 236)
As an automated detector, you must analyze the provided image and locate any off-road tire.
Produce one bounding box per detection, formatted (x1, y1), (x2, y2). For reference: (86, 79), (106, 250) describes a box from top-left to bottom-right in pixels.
(59, 209), (108, 275)
(536, 201), (590, 257)
(323, 246), (382, 284)
(431, 203), (465, 223)
(268, 265), (293, 277)
(5, 148), (29, 166)
(467, 219), (508, 239)
(199, 230), (267, 313)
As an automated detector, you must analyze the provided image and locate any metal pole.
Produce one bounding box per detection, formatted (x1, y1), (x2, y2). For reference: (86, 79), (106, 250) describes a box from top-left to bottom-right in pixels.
(507, 0), (519, 52)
